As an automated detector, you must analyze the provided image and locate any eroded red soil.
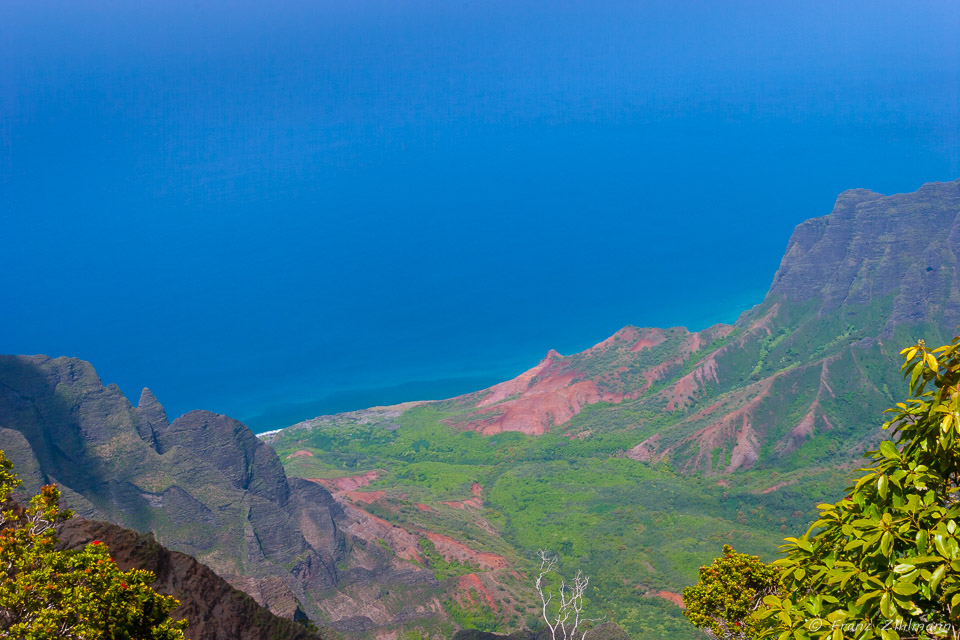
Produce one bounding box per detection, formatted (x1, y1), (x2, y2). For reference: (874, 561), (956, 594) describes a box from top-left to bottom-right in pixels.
(310, 470), (382, 491)
(285, 449), (314, 459)
(457, 573), (499, 611)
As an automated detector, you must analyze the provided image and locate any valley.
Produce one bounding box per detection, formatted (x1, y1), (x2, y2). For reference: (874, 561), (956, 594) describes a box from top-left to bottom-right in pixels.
(269, 403), (851, 638)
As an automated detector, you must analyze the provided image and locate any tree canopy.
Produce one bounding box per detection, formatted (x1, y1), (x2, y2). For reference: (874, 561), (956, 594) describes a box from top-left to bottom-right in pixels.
(682, 545), (780, 640)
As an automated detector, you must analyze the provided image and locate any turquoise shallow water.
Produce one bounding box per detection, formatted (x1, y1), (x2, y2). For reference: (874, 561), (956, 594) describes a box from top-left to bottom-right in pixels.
(2, 1), (958, 431)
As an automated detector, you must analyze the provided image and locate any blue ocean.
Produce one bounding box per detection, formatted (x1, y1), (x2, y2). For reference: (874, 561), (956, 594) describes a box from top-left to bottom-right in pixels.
(2, 1), (958, 430)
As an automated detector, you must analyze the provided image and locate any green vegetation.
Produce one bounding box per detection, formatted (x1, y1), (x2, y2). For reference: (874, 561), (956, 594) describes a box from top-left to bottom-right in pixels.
(684, 334), (960, 639)
(272, 403), (849, 639)
(443, 595), (498, 632)
(0, 450), (186, 639)
(419, 538), (479, 581)
(757, 335), (960, 638)
(682, 546), (780, 640)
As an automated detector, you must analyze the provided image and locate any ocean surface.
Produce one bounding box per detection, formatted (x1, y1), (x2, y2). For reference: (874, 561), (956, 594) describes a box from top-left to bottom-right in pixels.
(2, 1), (959, 431)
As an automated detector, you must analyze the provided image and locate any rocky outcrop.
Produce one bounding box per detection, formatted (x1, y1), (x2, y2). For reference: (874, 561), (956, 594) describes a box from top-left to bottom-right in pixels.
(156, 409), (292, 506)
(767, 181), (960, 328)
(0, 356), (439, 632)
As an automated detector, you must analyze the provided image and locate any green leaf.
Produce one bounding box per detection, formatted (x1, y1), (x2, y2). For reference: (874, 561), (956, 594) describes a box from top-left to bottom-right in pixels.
(934, 534), (950, 557)
(930, 564), (946, 592)
(902, 555), (941, 565)
(911, 362), (922, 388)
(880, 592), (893, 617)
(879, 441), (900, 460)
(880, 531), (893, 557)
(892, 582), (918, 596)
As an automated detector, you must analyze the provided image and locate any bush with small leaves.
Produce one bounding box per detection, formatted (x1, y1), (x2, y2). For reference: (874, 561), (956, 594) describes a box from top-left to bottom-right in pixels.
(682, 545), (780, 640)
(0, 450), (187, 639)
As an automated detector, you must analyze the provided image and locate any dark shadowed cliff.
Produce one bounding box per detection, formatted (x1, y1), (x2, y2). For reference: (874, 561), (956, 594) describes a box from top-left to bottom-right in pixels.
(0, 358), (445, 633)
(56, 516), (335, 640)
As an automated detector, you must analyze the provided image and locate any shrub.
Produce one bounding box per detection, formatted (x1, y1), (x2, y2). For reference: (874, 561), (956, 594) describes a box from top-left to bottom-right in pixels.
(0, 450), (187, 639)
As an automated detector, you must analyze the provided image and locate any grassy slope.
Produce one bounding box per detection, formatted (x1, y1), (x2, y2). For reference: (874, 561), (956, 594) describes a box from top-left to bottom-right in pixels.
(270, 401), (856, 640)
(266, 291), (937, 639)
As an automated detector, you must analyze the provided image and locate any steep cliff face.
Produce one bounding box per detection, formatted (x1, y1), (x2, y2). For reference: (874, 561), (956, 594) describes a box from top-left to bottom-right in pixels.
(439, 179), (960, 473)
(767, 181), (960, 328)
(0, 357), (441, 632)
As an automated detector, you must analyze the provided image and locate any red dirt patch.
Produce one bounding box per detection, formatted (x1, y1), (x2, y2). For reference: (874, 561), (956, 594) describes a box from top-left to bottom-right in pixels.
(333, 497), (508, 573)
(441, 485), (484, 511)
(630, 377), (776, 473)
(423, 531), (507, 570)
(451, 324), (717, 436)
(342, 490), (385, 504)
(657, 591), (685, 608)
(442, 497), (483, 510)
(759, 480), (797, 494)
(629, 328), (667, 352)
(285, 449), (314, 459)
(664, 355), (720, 411)
(415, 503), (433, 512)
(463, 377), (611, 436)
(312, 470), (381, 491)
(475, 350), (564, 408)
(457, 574), (499, 611)
(333, 500), (424, 563)
(457, 336), (626, 435)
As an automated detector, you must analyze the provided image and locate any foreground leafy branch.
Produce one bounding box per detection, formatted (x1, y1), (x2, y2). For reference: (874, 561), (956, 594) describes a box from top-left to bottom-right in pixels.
(687, 333), (960, 640)
(0, 451), (187, 639)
